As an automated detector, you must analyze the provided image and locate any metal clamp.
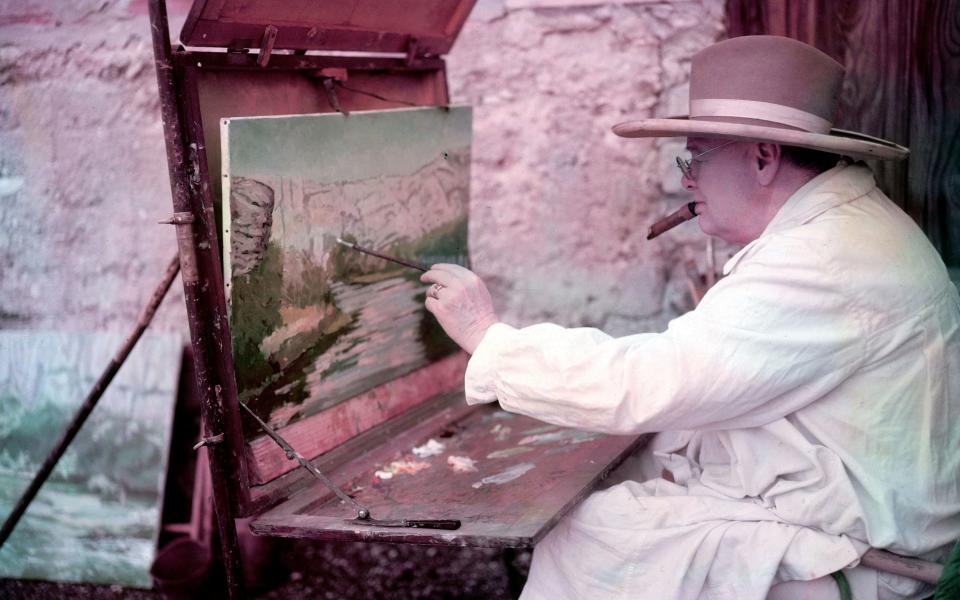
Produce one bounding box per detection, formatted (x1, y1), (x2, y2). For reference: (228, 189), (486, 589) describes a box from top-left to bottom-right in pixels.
(160, 211), (199, 285)
(258, 25), (279, 68)
(323, 78), (348, 115)
(405, 36), (420, 67)
(159, 212), (195, 225)
(193, 433), (224, 451)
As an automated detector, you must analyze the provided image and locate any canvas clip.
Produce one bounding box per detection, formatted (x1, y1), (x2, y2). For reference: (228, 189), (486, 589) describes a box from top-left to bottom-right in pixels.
(322, 78), (348, 116)
(193, 433), (224, 451)
(405, 36), (420, 67)
(258, 25), (279, 68)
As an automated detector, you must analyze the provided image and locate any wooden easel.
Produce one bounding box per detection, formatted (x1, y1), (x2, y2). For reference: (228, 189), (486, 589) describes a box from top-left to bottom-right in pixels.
(148, 2), (646, 597)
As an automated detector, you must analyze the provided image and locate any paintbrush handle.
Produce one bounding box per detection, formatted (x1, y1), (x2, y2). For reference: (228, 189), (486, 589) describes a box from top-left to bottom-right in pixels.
(342, 241), (429, 272)
(404, 519), (462, 530)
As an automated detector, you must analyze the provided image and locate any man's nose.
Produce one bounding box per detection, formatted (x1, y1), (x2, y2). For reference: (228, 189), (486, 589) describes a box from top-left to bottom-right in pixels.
(681, 171), (696, 190)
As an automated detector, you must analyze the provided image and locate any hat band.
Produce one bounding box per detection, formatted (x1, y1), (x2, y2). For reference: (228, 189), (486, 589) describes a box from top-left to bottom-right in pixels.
(690, 99), (832, 134)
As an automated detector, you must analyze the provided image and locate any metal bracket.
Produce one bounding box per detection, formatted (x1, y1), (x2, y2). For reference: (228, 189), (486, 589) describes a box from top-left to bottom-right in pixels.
(159, 212), (195, 225)
(405, 36), (420, 67)
(258, 25), (279, 68)
(160, 211), (200, 284)
(193, 433), (225, 450)
(323, 78), (348, 116)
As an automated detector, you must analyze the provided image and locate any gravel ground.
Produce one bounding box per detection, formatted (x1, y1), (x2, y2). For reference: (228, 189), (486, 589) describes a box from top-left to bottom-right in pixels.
(0, 540), (532, 599)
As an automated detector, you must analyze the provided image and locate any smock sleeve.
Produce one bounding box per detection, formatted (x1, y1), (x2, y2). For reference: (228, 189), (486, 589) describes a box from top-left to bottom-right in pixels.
(463, 233), (869, 434)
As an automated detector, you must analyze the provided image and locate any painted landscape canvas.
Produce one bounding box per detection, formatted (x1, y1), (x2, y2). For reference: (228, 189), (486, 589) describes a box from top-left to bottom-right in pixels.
(0, 331), (181, 587)
(222, 106), (471, 439)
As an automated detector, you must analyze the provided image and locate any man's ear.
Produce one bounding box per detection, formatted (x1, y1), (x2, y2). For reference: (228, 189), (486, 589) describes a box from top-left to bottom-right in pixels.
(754, 142), (782, 186)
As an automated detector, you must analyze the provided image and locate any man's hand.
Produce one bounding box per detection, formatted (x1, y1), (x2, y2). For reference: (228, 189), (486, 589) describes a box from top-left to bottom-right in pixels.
(421, 264), (500, 355)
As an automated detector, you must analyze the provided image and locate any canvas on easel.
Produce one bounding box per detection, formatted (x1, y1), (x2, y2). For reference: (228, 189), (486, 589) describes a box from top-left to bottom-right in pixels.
(222, 106), (472, 483)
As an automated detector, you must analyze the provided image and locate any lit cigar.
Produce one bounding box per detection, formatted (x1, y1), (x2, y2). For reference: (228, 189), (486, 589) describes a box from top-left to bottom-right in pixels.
(647, 201), (698, 240)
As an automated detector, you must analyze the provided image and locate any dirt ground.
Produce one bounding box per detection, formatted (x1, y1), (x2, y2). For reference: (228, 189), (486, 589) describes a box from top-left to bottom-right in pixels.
(0, 540), (532, 599)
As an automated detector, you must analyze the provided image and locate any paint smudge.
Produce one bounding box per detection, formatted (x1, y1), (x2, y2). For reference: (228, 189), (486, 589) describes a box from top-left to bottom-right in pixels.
(471, 463), (536, 489)
(518, 429), (604, 446)
(480, 410), (516, 424)
(569, 431), (605, 444)
(490, 423), (512, 441)
(268, 401), (300, 428)
(412, 438), (445, 458)
(521, 424), (559, 435)
(486, 447), (534, 459)
(374, 459), (431, 480)
(447, 455), (478, 473)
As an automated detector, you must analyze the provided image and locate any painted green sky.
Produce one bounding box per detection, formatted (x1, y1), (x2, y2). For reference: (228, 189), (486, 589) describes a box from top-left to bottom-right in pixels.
(224, 106), (472, 183)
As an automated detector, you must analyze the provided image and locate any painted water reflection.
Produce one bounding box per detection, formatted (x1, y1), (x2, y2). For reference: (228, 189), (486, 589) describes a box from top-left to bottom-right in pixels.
(250, 270), (459, 430)
(0, 475), (158, 587)
(303, 276), (441, 413)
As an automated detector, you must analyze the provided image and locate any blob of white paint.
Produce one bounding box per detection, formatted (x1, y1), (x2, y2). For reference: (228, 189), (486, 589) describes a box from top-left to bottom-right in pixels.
(471, 462), (535, 489)
(412, 438), (446, 458)
(518, 429), (603, 446)
(447, 455), (478, 473)
(374, 459), (431, 480)
(490, 423), (512, 441)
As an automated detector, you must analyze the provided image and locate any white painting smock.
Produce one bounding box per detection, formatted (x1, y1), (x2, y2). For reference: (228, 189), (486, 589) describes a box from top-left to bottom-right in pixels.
(465, 164), (960, 599)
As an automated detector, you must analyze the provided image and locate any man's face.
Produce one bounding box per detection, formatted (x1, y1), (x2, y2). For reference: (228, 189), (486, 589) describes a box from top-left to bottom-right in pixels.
(680, 137), (758, 245)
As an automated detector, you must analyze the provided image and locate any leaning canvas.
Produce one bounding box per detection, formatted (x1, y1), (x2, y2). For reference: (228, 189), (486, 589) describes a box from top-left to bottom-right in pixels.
(221, 106), (471, 440)
(0, 330), (181, 588)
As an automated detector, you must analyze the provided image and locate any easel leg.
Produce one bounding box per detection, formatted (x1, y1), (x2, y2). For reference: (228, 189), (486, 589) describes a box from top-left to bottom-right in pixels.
(148, 0), (246, 596)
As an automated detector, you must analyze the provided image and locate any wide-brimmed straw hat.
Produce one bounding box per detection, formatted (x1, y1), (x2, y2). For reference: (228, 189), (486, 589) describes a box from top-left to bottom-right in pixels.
(613, 35), (908, 161)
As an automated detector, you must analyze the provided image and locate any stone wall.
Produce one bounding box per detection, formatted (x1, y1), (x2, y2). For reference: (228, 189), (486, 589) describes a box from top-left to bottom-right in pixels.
(0, 0), (191, 332)
(448, 0), (727, 334)
(0, 0), (725, 337)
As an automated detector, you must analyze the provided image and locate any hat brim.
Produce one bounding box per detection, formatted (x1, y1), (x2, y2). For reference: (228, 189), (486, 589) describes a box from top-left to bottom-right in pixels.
(612, 117), (908, 161)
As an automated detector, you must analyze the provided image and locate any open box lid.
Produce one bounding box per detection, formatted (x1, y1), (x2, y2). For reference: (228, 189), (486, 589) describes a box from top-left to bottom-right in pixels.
(180, 0), (477, 56)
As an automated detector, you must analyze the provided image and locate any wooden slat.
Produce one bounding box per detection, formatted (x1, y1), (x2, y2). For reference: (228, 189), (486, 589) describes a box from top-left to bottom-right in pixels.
(909, 0), (960, 264)
(725, 0), (960, 266)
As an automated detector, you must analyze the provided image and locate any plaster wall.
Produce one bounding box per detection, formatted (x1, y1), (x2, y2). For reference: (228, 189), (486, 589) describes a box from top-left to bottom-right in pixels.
(448, 0), (729, 335)
(0, 0), (726, 338)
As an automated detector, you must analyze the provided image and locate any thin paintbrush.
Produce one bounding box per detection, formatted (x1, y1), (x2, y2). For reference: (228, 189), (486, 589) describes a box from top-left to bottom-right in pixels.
(336, 237), (429, 272)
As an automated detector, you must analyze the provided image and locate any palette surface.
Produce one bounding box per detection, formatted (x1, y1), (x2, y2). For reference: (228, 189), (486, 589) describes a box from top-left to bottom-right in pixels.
(252, 394), (647, 546)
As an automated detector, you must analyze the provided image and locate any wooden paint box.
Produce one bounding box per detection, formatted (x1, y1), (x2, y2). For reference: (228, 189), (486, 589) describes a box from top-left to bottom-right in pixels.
(151, 0), (645, 554)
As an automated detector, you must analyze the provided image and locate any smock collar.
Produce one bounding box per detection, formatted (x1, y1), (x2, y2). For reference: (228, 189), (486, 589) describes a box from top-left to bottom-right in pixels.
(722, 162), (877, 275)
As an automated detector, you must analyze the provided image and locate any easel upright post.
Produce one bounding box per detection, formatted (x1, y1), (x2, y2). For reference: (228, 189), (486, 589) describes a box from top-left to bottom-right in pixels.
(148, 0), (244, 597)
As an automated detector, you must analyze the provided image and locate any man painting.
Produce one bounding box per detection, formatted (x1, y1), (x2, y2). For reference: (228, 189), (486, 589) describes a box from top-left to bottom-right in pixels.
(421, 36), (960, 599)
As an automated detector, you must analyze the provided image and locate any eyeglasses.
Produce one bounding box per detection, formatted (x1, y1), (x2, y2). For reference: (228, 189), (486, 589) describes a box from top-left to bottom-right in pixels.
(676, 141), (735, 181)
